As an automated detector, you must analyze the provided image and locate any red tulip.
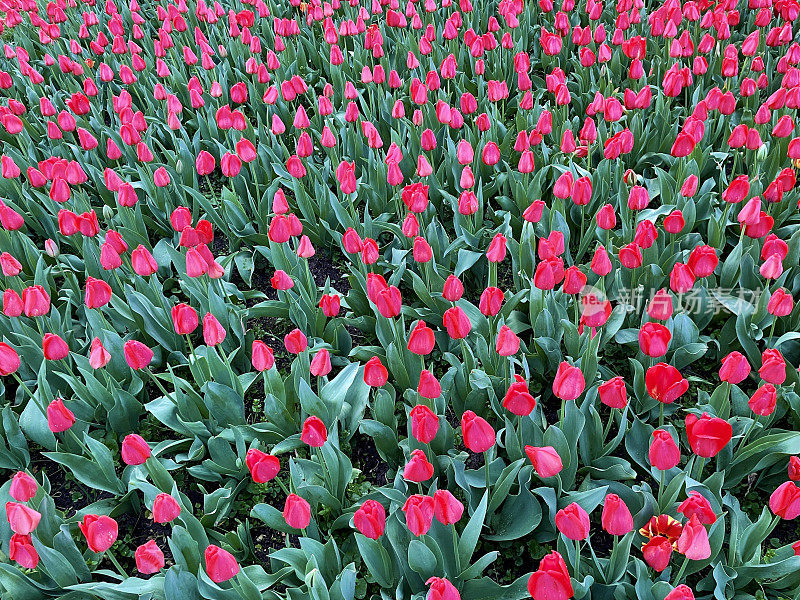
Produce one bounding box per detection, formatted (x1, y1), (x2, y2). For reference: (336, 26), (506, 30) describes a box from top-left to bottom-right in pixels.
(402, 494), (435, 536)
(789, 456), (800, 481)
(251, 341), (274, 372)
(478, 287), (504, 316)
(410, 404), (440, 443)
(47, 398), (75, 432)
(432, 490), (463, 525)
(284, 329), (308, 354)
(121, 434), (151, 465)
(404, 449), (434, 482)
(246, 449), (280, 483)
(0, 342), (20, 376)
(642, 536), (673, 571)
(525, 445), (563, 478)
(152, 493), (181, 523)
(5, 501), (41, 534)
(9, 472), (37, 502)
(135, 540), (165, 574)
(646, 363), (689, 404)
(443, 275), (464, 301)
(443, 306), (472, 339)
(687, 245), (718, 278)
(301, 416), (327, 447)
(719, 351), (750, 384)
(677, 491), (717, 524)
(124, 340), (153, 370)
(768, 288), (794, 316)
(426, 576), (461, 600)
(79, 514), (118, 553)
(685, 413), (732, 458)
(599, 377), (627, 409)
(364, 356), (388, 386)
(319, 294), (340, 317)
(3, 289), (22, 317)
(282, 494), (310, 531)
(486, 233), (507, 263)
(202, 313), (226, 346)
(552, 361), (585, 401)
(749, 383), (777, 416)
(664, 585), (695, 600)
(650, 429), (680, 470)
(42, 333), (69, 361)
(204, 544), (239, 582)
(171, 303), (198, 335)
(310, 349), (332, 377)
(676, 514), (711, 560)
(22, 285), (50, 317)
(9, 533), (39, 569)
(408, 320), (435, 355)
(353, 499), (386, 539)
(461, 410), (495, 453)
(770, 482), (800, 519)
(759, 349), (786, 385)
(131, 245), (158, 276)
(503, 375), (536, 415)
(639, 322), (671, 357)
(527, 551), (573, 600)
(601, 494), (634, 535)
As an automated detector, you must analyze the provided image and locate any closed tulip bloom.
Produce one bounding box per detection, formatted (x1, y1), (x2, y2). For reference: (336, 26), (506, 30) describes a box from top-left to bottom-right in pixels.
(664, 585), (695, 600)
(0, 342), (21, 376)
(284, 329), (307, 354)
(599, 377), (627, 409)
(591, 246), (612, 276)
(284, 493), (312, 529)
(131, 245), (158, 276)
(84, 277), (112, 309)
(601, 494), (634, 535)
(5, 502), (41, 534)
(640, 322), (671, 357)
(555, 502), (590, 540)
(310, 349), (332, 377)
(402, 494), (435, 536)
(642, 536), (673, 571)
(410, 405), (439, 443)
(479, 287), (504, 316)
(319, 294), (340, 317)
(461, 411), (495, 453)
(759, 349), (786, 385)
(650, 429), (681, 470)
(486, 233), (507, 262)
(527, 551), (573, 600)
(677, 491), (717, 524)
(418, 370), (441, 399)
(432, 490), (464, 525)
(670, 262), (696, 293)
(685, 413), (732, 458)
(443, 306), (472, 339)
(0, 252), (22, 276)
(246, 449), (280, 483)
(9, 534), (39, 569)
(525, 445), (563, 478)
(719, 351), (750, 384)
(619, 243), (643, 268)
(42, 333), (69, 361)
(596, 204), (617, 229)
(3, 289), (22, 317)
(152, 493), (181, 523)
(374, 286), (402, 318)
(676, 514), (711, 560)
(354, 499), (386, 539)
(426, 576), (460, 600)
(749, 383), (777, 416)
(442, 275), (464, 301)
(768, 288), (794, 316)
(562, 266), (587, 295)
(413, 237), (433, 263)
(789, 456), (800, 481)
(664, 210), (685, 233)
(124, 340), (153, 370)
(22, 285), (50, 317)
(503, 375), (536, 415)
(135, 540), (165, 574)
(9, 472), (38, 502)
(202, 313), (226, 346)
(408, 320), (435, 355)
(121, 434), (151, 465)
(171, 303), (198, 335)
(251, 341), (274, 372)
(646, 363), (689, 404)
(404, 449), (434, 482)
(47, 398), (75, 432)
(687, 245), (718, 278)
(301, 416), (327, 447)
(80, 514), (118, 553)
(553, 361), (585, 401)
(647, 289), (674, 320)
(364, 356), (388, 386)
(204, 544), (239, 583)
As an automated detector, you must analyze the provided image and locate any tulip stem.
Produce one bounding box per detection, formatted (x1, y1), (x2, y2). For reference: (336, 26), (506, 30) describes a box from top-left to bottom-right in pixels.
(451, 523), (461, 576)
(657, 469), (665, 508)
(104, 549), (128, 578)
(574, 539), (582, 578)
(602, 409), (615, 442)
(274, 476), (290, 497)
(767, 318), (777, 349)
(483, 451), (491, 493)
(146, 368), (172, 400)
(659, 402), (664, 428)
(740, 415), (759, 449)
(315, 447), (331, 492)
(672, 555), (689, 585)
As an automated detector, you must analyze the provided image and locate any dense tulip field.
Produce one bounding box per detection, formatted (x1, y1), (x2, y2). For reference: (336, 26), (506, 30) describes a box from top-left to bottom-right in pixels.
(2, 0), (800, 598)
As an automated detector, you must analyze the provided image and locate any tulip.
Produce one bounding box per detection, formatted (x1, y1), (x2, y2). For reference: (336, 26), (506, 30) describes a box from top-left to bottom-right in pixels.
(527, 551), (573, 600)
(5, 502), (41, 534)
(770, 482), (800, 519)
(124, 340), (153, 370)
(3, 289), (22, 317)
(310, 349), (331, 377)
(478, 287), (504, 316)
(202, 313), (226, 346)
(402, 494), (435, 536)
(650, 429), (681, 470)
(601, 494), (634, 535)
(284, 494), (311, 529)
(759, 349), (786, 385)
(443, 306), (472, 339)
(364, 356), (388, 386)
(555, 502), (590, 540)
(0, 342), (20, 376)
(433, 490), (464, 525)
(121, 434), (151, 465)
(9, 472), (37, 502)
(461, 411), (495, 453)
(768, 288), (794, 316)
(552, 361), (585, 401)
(152, 493), (181, 523)
(664, 585), (695, 600)
(42, 333), (69, 361)
(135, 540), (165, 574)
(404, 449), (434, 482)
(685, 413), (732, 458)
(719, 351), (750, 384)
(408, 321), (435, 355)
(503, 375), (536, 415)
(204, 544), (239, 583)
(131, 245), (158, 276)
(410, 405), (439, 443)
(79, 514), (118, 553)
(642, 536), (673, 571)
(426, 576), (460, 600)
(301, 416), (327, 447)
(246, 449), (280, 483)
(284, 329), (307, 354)
(599, 377), (627, 409)
(9, 534), (39, 569)
(47, 398), (75, 432)
(251, 341), (274, 371)
(676, 514), (711, 560)
(319, 294), (340, 317)
(789, 456), (800, 481)
(525, 445), (563, 478)
(646, 363), (689, 404)
(749, 383), (777, 416)
(171, 303), (198, 335)
(354, 499), (386, 539)
(677, 491), (717, 524)
(486, 233), (507, 262)
(639, 322), (671, 357)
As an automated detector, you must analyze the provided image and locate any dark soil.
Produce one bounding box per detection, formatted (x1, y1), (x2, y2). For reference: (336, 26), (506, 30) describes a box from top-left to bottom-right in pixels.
(347, 432), (390, 487)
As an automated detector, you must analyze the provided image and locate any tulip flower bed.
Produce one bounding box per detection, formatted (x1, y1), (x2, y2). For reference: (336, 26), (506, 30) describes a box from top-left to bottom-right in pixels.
(4, 0), (800, 598)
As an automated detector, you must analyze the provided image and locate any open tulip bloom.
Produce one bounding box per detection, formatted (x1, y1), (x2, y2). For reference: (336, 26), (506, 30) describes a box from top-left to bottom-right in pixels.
(1, 0), (800, 598)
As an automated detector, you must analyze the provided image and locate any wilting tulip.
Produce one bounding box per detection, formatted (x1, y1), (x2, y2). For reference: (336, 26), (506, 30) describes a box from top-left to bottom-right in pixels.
(404, 449), (434, 482)
(601, 494), (634, 535)
(461, 411), (495, 453)
(525, 446), (563, 478)
(121, 434), (151, 465)
(135, 540), (165, 574)
(527, 551), (573, 600)
(301, 416), (327, 447)
(152, 493), (181, 523)
(9, 472), (37, 502)
(79, 515), (118, 553)
(284, 494), (311, 529)
(685, 413), (732, 458)
(354, 499), (386, 539)
(402, 494), (435, 536)
(204, 544), (239, 583)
